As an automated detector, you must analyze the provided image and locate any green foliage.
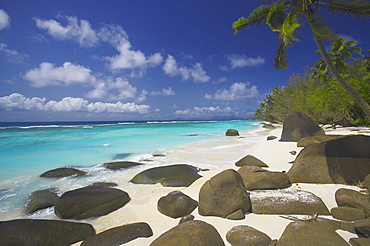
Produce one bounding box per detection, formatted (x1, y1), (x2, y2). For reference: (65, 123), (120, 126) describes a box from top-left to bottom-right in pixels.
(255, 58), (370, 126)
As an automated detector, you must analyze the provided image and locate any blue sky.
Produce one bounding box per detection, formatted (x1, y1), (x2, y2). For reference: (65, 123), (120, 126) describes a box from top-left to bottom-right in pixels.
(0, 1), (369, 122)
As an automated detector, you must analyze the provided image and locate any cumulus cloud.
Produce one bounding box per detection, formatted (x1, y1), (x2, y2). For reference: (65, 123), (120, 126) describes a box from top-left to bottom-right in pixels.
(86, 77), (137, 101)
(150, 87), (175, 96)
(205, 82), (261, 101)
(163, 55), (210, 83)
(24, 62), (96, 87)
(0, 9), (10, 30)
(0, 93), (149, 114)
(35, 15), (98, 47)
(175, 106), (232, 115)
(224, 54), (265, 70)
(0, 43), (29, 63)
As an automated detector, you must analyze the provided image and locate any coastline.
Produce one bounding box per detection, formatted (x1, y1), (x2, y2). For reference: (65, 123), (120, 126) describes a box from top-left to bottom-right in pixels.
(69, 124), (369, 245)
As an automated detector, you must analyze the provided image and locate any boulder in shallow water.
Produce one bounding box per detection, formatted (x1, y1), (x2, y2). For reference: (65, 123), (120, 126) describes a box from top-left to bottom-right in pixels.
(226, 129), (239, 136)
(277, 221), (348, 246)
(250, 189), (330, 215)
(280, 111), (325, 142)
(226, 225), (272, 246)
(40, 167), (87, 178)
(55, 186), (130, 220)
(81, 222), (153, 246)
(103, 161), (143, 170)
(157, 191), (198, 218)
(198, 169), (251, 218)
(130, 164), (202, 187)
(150, 220), (225, 246)
(235, 155), (268, 167)
(0, 219), (95, 246)
(25, 189), (59, 214)
(92, 182), (118, 187)
(288, 135), (370, 184)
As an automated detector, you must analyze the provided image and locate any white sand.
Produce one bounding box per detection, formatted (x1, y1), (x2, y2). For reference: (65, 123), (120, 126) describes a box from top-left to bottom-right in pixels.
(73, 124), (370, 245)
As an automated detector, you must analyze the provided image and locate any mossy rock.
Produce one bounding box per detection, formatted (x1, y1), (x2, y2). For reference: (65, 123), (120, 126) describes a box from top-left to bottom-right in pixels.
(40, 167), (87, 178)
(25, 189), (59, 214)
(103, 161), (143, 170)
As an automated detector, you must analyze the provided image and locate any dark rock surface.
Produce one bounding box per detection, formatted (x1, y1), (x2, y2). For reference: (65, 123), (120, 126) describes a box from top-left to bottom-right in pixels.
(235, 155), (268, 167)
(226, 225), (272, 246)
(81, 222), (153, 246)
(103, 161), (143, 170)
(157, 191), (198, 218)
(288, 135), (370, 184)
(0, 219), (95, 246)
(226, 129), (239, 136)
(55, 186), (130, 220)
(150, 220), (225, 246)
(335, 188), (370, 217)
(349, 238), (370, 246)
(40, 167), (87, 178)
(238, 169), (291, 190)
(225, 209), (245, 220)
(25, 189), (59, 214)
(250, 189), (330, 215)
(280, 111), (325, 142)
(354, 217), (370, 236)
(92, 182), (118, 187)
(364, 174), (370, 193)
(198, 169), (251, 218)
(297, 135), (347, 147)
(267, 135), (278, 141)
(276, 221), (348, 246)
(331, 207), (366, 222)
(130, 164), (202, 187)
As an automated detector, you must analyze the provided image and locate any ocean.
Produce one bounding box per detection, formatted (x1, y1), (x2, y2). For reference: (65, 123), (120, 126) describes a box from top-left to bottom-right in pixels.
(0, 120), (262, 222)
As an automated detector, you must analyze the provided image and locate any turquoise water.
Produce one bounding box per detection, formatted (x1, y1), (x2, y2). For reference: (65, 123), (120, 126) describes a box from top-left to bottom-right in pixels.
(0, 120), (261, 220)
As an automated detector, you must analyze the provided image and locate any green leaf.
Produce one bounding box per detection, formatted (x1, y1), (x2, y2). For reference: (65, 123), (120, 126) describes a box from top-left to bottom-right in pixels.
(266, 3), (286, 31)
(280, 11), (303, 45)
(232, 5), (272, 34)
(274, 39), (289, 70)
(307, 12), (337, 40)
(326, 0), (370, 18)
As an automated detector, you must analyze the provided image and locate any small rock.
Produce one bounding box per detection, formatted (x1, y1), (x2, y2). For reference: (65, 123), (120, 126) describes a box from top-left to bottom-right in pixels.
(92, 182), (118, 187)
(331, 207), (365, 222)
(40, 167), (87, 178)
(226, 225), (272, 246)
(81, 222), (153, 246)
(25, 189), (59, 214)
(226, 129), (239, 136)
(103, 161), (143, 170)
(226, 209), (245, 220)
(157, 191), (198, 218)
(150, 220), (225, 246)
(267, 135), (278, 141)
(289, 150), (297, 155)
(179, 214), (195, 224)
(239, 170), (291, 190)
(235, 155), (268, 167)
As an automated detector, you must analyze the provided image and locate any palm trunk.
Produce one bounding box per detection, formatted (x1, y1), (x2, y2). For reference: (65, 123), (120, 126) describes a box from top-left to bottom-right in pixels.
(313, 34), (370, 123)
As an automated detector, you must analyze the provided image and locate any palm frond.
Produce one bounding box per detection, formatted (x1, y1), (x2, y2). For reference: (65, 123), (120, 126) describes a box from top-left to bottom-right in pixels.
(232, 5), (272, 34)
(326, 0), (370, 18)
(266, 3), (286, 31)
(306, 12), (337, 40)
(274, 38), (289, 70)
(280, 11), (303, 45)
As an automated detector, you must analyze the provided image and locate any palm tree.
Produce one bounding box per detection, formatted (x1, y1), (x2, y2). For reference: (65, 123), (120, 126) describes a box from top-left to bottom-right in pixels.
(233, 0), (370, 122)
(312, 37), (362, 82)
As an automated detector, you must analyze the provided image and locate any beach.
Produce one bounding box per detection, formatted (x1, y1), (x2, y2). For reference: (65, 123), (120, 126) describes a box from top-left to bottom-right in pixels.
(75, 124), (369, 245)
(1, 121), (370, 245)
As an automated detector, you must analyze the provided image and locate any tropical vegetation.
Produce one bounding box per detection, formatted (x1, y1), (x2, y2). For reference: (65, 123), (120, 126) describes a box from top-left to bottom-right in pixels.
(232, 0), (370, 123)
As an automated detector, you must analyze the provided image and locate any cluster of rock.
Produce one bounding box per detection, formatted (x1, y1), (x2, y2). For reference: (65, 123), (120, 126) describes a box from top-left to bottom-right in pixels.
(3, 111), (370, 245)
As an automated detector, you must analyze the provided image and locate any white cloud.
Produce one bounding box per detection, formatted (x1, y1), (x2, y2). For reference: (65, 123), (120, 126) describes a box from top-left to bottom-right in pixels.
(150, 87), (175, 96)
(24, 62), (96, 87)
(205, 82), (261, 101)
(0, 9), (10, 30)
(0, 43), (29, 63)
(86, 77), (137, 101)
(226, 55), (265, 70)
(105, 39), (163, 73)
(35, 15), (98, 47)
(0, 93), (149, 114)
(175, 106), (232, 115)
(163, 55), (210, 83)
